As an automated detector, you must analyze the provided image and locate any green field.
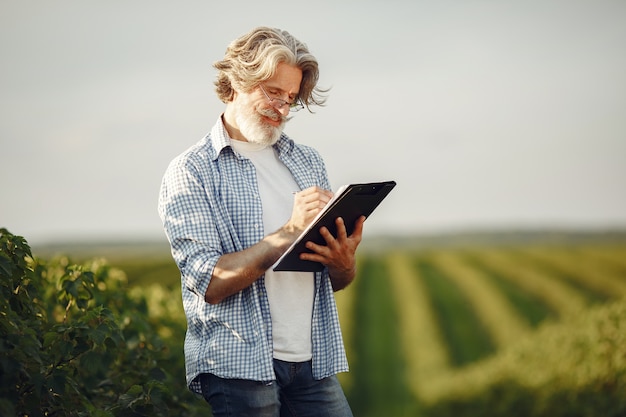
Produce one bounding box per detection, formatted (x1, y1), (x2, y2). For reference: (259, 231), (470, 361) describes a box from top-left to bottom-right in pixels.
(335, 241), (626, 416)
(33, 232), (626, 416)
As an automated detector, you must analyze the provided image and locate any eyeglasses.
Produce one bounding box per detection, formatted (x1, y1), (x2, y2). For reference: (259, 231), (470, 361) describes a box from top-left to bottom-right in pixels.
(259, 84), (304, 113)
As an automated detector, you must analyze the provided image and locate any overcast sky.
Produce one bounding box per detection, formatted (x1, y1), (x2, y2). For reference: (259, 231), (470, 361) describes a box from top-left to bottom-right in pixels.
(1, 0), (625, 245)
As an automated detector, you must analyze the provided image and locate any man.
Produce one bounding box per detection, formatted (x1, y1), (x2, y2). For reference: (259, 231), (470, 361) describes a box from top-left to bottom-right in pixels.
(158, 27), (363, 416)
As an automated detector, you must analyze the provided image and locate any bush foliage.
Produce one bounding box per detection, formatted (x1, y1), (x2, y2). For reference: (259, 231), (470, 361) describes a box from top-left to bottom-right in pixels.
(419, 298), (626, 417)
(0, 228), (206, 417)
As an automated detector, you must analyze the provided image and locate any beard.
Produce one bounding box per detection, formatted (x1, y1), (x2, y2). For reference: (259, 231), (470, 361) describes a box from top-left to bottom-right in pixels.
(235, 104), (287, 146)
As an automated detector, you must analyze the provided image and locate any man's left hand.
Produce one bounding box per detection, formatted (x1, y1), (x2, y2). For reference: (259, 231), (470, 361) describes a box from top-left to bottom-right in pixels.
(300, 215), (366, 291)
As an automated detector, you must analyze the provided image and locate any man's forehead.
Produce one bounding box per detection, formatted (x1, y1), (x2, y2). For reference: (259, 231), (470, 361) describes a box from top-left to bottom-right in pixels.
(265, 62), (303, 94)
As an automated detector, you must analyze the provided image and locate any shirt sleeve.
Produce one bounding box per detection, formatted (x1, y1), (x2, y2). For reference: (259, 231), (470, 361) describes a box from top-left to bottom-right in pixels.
(158, 153), (222, 299)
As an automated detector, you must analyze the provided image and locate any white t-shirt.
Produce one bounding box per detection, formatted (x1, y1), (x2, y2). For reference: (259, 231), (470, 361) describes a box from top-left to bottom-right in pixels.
(229, 139), (315, 362)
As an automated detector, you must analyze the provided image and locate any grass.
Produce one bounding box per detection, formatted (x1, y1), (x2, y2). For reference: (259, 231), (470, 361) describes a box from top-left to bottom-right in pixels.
(109, 257), (180, 288)
(430, 251), (531, 349)
(385, 252), (451, 402)
(415, 258), (495, 367)
(462, 253), (556, 326)
(348, 256), (416, 417)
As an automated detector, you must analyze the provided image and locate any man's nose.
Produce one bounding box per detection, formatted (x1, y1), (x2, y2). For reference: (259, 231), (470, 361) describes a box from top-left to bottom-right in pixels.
(276, 104), (290, 116)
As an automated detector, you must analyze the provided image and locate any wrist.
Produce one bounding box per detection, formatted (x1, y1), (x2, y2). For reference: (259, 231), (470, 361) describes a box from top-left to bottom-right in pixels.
(329, 264), (356, 291)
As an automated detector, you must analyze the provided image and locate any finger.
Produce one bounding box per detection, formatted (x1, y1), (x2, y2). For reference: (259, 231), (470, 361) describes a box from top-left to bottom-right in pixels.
(305, 239), (325, 253)
(334, 217), (348, 241)
(300, 186), (333, 203)
(303, 240), (330, 263)
(348, 215), (365, 239)
(318, 226), (337, 246)
(296, 194), (330, 212)
(299, 251), (328, 265)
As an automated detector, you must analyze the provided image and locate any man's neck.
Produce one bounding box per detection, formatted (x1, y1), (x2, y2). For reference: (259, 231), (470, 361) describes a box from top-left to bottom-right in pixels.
(222, 108), (246, 142)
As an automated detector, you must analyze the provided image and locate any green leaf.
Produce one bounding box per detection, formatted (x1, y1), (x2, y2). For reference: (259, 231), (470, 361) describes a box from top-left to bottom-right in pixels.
(43, 331), (58, 349)
(48, 369), (67, 396)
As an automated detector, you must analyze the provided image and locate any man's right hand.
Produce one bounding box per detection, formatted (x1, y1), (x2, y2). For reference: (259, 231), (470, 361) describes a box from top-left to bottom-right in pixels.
(284, 186), (334, 236)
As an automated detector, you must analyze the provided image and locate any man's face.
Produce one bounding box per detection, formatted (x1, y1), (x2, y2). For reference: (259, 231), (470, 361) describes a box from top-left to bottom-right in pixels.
(232, 62), (303, 145)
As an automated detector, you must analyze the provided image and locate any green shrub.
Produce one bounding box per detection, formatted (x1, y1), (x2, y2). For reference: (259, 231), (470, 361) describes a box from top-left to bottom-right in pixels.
(0, 228), (207, 417)
(421, 297), (626, 417)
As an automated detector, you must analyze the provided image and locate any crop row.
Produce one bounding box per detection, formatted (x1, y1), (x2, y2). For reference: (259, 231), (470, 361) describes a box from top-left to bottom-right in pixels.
(338, 243), (626, 416)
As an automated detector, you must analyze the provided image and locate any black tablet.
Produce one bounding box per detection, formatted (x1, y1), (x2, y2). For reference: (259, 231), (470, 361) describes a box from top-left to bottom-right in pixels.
(273, 180), (396, 272)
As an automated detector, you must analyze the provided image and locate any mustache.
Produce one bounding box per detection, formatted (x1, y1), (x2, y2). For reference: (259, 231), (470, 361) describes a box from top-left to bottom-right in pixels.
(258, 108), (288, 123)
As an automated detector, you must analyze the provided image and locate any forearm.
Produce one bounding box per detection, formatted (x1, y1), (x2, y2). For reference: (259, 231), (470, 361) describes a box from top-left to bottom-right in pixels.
(204, 186), (335, 304)
(205, 226), (298, 304)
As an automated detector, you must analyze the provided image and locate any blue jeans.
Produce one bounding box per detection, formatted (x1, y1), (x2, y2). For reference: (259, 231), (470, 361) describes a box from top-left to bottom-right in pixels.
(199, 359), (353, 417)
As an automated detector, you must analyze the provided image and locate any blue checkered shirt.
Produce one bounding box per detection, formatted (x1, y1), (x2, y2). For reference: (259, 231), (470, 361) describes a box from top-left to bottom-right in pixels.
(158, 118), (349, 394)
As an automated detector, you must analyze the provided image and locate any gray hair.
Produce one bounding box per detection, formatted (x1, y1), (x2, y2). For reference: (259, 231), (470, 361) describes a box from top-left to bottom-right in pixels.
(214, 27), (327, 110)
